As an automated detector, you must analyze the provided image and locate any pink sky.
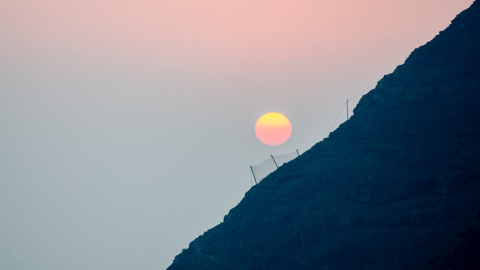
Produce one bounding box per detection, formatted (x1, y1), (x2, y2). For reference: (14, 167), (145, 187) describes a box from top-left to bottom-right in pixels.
(1, 0), (474, 78)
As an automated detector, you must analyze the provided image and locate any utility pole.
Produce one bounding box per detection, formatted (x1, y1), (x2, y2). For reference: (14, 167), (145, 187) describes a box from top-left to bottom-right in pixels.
(346, 99), (349, 120)
(271, 155), (279, 169)
(250, 166), (258, 185)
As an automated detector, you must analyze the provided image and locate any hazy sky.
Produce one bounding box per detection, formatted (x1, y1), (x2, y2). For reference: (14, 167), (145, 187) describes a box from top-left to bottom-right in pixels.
(0, 1), (474, 269)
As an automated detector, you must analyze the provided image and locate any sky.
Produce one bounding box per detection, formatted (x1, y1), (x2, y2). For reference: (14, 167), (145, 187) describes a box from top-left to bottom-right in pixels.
(0, 1), (475, 269)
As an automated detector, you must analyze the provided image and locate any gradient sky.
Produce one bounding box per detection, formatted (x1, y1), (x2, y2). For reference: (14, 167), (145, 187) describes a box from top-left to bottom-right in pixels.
(0, 1), (474, 269)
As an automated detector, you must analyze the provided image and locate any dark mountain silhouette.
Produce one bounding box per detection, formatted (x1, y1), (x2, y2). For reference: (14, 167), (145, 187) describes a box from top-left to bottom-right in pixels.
(168, 1), (480, 269)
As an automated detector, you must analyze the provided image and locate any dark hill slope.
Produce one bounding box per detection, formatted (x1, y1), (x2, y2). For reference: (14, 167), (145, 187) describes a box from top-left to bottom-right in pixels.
(168, 2), (480, 269)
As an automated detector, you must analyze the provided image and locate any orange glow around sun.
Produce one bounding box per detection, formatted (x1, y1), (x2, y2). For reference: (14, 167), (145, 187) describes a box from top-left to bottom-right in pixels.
(255, 112), (292, 146)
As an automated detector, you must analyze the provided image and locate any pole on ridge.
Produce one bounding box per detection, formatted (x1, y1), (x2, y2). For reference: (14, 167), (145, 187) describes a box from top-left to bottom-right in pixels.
(271, 155), (279, 169)
(346, 99), (349, 120)
(296, 149), (300, 157)
(250, 166), (258, 185)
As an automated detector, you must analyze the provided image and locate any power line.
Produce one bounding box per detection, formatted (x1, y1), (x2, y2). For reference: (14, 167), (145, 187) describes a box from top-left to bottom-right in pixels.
(324, 82), (376, 138)
(250, 149), (303, 184)
(249, 82), (378, 185)
(348, 82), (377, 101)
(325, 102), (347, 137)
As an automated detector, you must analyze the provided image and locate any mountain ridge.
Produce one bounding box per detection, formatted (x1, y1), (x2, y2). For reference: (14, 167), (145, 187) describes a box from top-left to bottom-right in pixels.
(168, 1), (480, 269)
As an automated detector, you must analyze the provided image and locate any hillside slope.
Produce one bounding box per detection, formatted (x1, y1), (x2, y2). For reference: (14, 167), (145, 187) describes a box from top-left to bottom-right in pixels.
(168, 1), (480, 269)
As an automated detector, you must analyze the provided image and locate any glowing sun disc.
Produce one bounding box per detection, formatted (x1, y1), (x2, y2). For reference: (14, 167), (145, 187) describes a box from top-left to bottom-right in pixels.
(255, 112), (292, 146)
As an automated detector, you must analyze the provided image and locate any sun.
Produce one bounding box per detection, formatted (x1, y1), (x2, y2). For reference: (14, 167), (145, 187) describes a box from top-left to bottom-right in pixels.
(255, 112), (292, 146)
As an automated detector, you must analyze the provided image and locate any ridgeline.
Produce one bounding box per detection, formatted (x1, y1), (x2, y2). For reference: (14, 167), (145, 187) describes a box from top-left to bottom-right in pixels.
(168, 1), (480, 269)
